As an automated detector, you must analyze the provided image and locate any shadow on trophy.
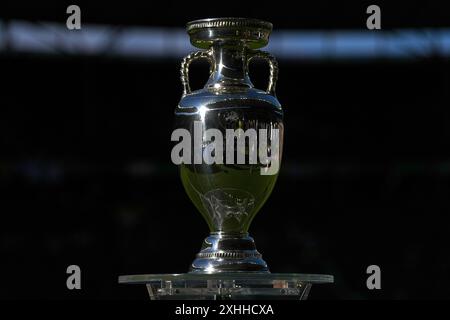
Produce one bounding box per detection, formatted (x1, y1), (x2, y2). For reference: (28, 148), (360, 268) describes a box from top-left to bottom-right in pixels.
(119, 17), (333, 300)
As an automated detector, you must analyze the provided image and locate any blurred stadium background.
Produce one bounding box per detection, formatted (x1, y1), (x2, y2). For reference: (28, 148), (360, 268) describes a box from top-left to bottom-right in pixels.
(1, 1), (450, 299)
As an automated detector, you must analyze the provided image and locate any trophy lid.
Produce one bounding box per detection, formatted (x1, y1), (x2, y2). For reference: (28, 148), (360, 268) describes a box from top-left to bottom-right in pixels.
(187, 18), (273, 49)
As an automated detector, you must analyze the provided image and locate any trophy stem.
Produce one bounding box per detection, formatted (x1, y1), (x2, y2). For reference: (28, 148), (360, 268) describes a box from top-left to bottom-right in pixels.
(189, 232), (270, 273)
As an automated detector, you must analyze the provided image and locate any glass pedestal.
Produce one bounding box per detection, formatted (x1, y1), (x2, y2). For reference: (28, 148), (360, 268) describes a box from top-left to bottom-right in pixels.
(119, 273), (333, 300)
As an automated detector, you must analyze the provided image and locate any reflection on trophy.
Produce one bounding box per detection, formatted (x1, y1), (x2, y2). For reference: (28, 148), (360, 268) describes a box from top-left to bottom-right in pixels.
(120, 18), (333, 300)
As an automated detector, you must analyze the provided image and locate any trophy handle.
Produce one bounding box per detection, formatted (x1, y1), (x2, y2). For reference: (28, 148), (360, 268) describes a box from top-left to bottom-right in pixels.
(248, 50), (279, 96)
(180, 50), (213, 96)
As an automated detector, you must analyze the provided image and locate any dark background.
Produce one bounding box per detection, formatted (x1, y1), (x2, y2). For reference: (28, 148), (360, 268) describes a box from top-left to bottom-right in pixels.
(1, 0), (450, 299)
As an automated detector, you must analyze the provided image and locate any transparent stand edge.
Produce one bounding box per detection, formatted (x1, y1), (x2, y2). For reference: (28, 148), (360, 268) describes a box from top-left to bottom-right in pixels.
(119, 273), (333, 300)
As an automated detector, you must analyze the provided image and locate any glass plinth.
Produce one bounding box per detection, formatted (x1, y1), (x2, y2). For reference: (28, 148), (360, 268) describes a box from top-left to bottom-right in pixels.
(119, 273), (333, 300)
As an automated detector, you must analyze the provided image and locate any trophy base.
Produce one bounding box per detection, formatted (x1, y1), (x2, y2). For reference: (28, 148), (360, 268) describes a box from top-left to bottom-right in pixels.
(190, 232), (269, 273)
(118, 273), (333, 300)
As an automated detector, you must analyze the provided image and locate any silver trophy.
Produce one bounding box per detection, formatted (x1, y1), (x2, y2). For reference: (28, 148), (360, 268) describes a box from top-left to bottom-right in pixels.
(177, 17), (282, 273)
(120, 18), (333, 300)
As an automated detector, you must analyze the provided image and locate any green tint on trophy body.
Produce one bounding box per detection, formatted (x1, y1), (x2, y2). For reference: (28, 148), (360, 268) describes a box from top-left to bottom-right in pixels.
(180, 163), (279, 233)
(175, 102), (283, 234)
